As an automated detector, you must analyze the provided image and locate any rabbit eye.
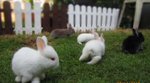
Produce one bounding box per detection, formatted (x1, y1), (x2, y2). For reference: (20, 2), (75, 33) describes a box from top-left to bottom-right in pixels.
(50, 57), (55, 61)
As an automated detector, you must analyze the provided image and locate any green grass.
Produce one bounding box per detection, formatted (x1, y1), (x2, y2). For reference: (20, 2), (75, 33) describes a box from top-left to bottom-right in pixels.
(0, 29), (150, 83)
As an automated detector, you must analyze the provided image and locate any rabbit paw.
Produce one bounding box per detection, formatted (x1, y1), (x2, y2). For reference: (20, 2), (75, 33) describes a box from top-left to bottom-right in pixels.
(40, 73), (45, 80)
(32, 77), (40, 83)
(15, 76), (21, 82)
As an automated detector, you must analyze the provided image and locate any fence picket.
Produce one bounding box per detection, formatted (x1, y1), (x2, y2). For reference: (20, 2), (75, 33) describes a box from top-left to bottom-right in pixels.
(92, 6), (97, 29)
(101, 8), (107, 31)
(81, 5), (86, 31)
(106, 8), (112, 30)
(14, 2), (22, 35)
(75, 5), (80, 31)
(97, 7), (102, 31)
(68, 4), (74, 27)
(87, 6), (92, 30)
(24, 2), (32, 35)
(111, 9), (119, 30)
(33, 2), (42, 34)
(114, 9), (120, 29)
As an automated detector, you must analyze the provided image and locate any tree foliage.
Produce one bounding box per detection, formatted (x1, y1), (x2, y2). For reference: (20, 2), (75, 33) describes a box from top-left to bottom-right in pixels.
(57, 0), (124, 8)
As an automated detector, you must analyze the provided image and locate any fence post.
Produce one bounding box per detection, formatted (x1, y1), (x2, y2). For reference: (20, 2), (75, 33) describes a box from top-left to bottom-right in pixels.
(3, 1), (13, 34)
(53, 3), (68, 29)
(33, 2), (42, 34)
(14, 1), (23, 35)
(42, 3), (51, 32)
(0, 8), (3, 35)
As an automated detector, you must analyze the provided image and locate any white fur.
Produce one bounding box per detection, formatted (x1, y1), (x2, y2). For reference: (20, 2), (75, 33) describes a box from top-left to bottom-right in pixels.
(12, 36), (59, 83)
(77, 33), (95, 44)
(79, 34), (105, 65)
(41, 36), (48, 45)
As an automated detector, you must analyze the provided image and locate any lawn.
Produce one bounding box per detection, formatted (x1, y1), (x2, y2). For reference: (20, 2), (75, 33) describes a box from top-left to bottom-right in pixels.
(0, 29), (150, 83)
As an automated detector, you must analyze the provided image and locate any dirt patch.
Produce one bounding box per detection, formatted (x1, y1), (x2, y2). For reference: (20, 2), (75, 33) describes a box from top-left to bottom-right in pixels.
(22, 37), (36, 49)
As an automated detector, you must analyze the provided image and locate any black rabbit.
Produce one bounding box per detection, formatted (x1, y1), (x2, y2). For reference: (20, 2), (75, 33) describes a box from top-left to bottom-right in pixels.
(122, 28), (144, 54)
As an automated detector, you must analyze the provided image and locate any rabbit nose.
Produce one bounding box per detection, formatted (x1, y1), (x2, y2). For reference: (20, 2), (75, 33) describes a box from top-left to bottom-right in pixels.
(51, 57), (55, 61)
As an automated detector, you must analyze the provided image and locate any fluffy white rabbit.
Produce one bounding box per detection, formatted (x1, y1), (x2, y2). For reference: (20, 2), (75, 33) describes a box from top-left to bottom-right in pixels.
(12, 36), (59, 83)
(79, 33), (105, 65)
(77, 31), (99, 44)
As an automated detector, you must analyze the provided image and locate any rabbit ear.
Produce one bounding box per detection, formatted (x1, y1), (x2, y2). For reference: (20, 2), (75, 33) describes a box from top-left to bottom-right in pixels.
(91, 29), (96, 33)
(100, 33), (103, 37)
(42, 36), (48, 45)
(67, 23), (71, 28)
(132, 28), (138, 36)
(100, 33), (105, 42)
(36, 37), (46, 51)
(135, 29), (139, 36)
(67, 23), (73, 30)
(92, 31), (99, 38)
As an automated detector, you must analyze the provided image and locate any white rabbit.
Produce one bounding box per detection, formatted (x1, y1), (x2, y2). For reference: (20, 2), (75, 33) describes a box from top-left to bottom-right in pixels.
(12, 36), (59, 83)
(79, 33), (105, 65)
(77, 31), (99, 44)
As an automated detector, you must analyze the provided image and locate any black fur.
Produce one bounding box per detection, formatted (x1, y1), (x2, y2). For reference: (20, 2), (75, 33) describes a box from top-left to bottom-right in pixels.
(122, 29), (144, 54)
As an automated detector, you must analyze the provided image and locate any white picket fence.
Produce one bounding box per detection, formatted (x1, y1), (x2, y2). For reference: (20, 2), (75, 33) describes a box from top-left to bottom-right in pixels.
(68, 4), (120, 32)
(14, 2), (42, 35)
